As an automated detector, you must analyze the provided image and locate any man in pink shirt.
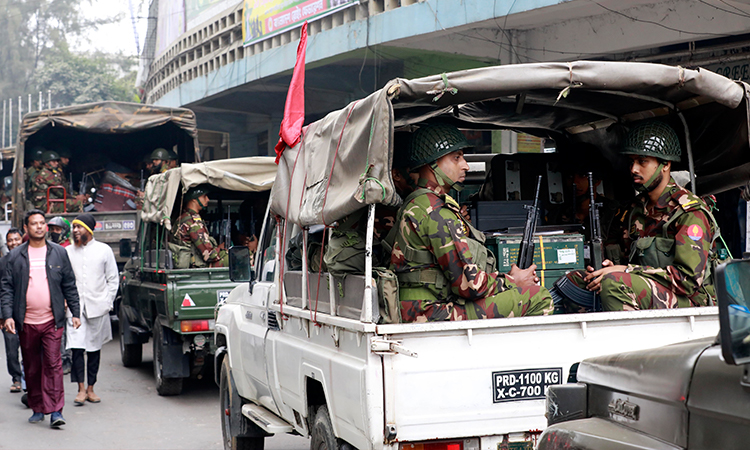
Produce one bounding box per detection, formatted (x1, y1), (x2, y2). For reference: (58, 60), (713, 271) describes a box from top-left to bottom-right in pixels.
(0, 210), (81, 428)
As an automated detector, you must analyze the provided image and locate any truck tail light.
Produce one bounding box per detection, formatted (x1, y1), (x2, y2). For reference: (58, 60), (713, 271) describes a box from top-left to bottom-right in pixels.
(180, 320), (210, 332)
(401, 441), (463, 450)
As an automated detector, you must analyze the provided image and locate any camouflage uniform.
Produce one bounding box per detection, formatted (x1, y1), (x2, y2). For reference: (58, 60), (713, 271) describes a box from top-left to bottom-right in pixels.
(564, 178), (718, 311)
(30, 167), (83, 213)
(391, 180), (554, 322)
(176, 208), (228, 267)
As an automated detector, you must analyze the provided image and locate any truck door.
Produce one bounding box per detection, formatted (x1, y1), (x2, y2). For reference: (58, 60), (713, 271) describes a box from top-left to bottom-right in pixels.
(238, 213), (279, 413)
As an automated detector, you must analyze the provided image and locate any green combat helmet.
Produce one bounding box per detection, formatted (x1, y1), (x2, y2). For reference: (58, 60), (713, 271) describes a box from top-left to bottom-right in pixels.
(166, 149), (178, 161)
(409, 123), (471, 191)
(56, 147), (71, 159)
(621, 121), (681, 162)
(151, 148), (171, 161)
(409, 123), (471, 170)
(30, 147), (45, 162)
(42, 150), (61, 163)
(184, 185), (211, 202)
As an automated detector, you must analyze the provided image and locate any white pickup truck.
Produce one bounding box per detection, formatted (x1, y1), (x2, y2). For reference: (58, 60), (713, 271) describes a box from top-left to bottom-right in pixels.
(214, 61), (750, 450)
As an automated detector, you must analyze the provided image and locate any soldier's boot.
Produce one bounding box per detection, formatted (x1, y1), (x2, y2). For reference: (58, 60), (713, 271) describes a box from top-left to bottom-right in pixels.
(464, 284), (554, 320)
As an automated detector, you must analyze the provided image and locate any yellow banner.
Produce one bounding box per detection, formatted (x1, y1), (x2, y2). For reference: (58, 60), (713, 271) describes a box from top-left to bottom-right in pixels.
(243, 0), (356, 46)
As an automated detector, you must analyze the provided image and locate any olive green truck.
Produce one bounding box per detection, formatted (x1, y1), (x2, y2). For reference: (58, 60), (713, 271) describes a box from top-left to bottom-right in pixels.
(118, 157), (276, 395)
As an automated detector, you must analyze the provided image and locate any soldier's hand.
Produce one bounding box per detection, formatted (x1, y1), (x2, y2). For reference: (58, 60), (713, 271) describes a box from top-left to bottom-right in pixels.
(508, 263), (539, 287)
(459, 205), (472, 223)
(584, 265), (627, 292)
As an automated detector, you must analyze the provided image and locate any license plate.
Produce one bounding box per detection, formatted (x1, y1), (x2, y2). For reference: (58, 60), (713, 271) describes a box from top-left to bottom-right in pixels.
(492, 368), (562, 403)
(217, 290), (230, 305)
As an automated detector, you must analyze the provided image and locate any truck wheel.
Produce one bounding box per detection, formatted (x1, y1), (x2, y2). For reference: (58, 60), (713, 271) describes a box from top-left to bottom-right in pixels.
(311, 405), (344, 450)
(153, 325), (183, 396)
(220, 357), (264, 450)
(119, 307), (142, 367)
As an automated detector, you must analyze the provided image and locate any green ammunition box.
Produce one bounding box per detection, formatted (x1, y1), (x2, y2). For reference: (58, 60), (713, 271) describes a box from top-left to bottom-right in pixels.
(486, 234), (585, 273)
(539, 268), (573, 289)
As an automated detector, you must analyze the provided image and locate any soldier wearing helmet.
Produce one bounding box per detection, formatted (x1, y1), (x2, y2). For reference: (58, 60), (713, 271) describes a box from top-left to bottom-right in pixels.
(574, 120), (723, 311)
(389, 123), (554, 322)
(29, 151), (85, 213)
(174, 185), (228, 267)
(25, 147), (46, 200)
(150, 148), (174, 175)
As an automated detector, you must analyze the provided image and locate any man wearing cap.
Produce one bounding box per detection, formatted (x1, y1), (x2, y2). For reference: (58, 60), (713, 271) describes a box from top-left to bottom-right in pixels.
(30, 151), (86, 213)
(1, 210), (81, 428)
(65, 214), (118, 405)
(568, 121), (723, 311)
(175, 186), (227, 267)
(390, 123), (554, 322)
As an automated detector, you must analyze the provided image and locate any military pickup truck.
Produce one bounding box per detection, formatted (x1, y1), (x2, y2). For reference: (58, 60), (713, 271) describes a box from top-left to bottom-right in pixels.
(119, 157), (276, 395)
(12, 101), (200, 267)
(539, 257), (750, 450)
(214, 61), (750, 450)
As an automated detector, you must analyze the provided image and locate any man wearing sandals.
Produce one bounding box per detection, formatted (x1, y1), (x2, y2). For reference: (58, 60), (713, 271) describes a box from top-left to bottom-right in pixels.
(65, 213), (119, 406)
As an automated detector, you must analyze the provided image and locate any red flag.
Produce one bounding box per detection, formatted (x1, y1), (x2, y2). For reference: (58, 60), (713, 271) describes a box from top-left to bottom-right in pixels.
(274, 22), (308, 164)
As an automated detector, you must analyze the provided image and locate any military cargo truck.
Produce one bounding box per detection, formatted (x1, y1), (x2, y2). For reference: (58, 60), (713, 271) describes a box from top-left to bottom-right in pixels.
(214, 61), (750, 450)
(119, 157), (276, 395)
(12, 101), (200, 266)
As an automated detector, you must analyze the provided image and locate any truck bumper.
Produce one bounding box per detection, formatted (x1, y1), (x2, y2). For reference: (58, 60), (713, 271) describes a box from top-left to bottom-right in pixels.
(538, 418), (682, 450)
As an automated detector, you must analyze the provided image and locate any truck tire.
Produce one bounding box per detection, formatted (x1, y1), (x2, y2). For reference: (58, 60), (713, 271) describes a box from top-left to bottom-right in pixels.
(220, 357), (264, 450)
(119, 308), (142, 367)
(153, 325), (183, 396)
(311, 405), (346, 450)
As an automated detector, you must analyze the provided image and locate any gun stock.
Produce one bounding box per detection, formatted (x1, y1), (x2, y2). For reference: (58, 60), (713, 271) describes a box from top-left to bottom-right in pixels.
(588, 172), (604, 270)
(517, 175), (542, 269)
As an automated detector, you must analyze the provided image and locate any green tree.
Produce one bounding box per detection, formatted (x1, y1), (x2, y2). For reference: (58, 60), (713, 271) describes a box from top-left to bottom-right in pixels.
(33, 49), (138, 104)
(0, 0), (101, 98)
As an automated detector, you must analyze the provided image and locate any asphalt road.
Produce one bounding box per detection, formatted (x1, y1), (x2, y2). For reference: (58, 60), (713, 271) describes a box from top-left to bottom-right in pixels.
(0, 322), (309, 450)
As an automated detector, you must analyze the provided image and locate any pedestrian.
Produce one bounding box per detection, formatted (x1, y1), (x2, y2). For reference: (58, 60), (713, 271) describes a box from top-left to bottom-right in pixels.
(65, 213), (118, 405)
(2, 228), (24, 393)
(0, 209), (81, 428)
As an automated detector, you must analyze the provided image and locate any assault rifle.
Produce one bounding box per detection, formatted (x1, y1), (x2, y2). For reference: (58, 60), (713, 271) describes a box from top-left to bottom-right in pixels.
(587, 172), (604, 270)
(517, 175), (542, 269)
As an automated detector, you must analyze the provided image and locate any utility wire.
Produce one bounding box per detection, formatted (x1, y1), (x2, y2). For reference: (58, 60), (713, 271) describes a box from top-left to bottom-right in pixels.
(588, 0), (731, 37)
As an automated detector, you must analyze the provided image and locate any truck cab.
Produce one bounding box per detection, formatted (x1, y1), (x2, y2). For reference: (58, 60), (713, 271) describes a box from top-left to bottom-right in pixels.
(539, 257), (750, 450)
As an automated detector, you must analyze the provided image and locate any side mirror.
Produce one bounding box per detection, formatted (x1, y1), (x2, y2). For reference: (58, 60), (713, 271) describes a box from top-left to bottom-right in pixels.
(229, 246), (253, 282)
(119, 238), (133, 258)
(716, 259), (750, 365)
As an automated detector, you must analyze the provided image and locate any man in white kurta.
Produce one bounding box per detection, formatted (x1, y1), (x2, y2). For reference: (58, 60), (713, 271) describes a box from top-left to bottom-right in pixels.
(65, 214), (118, 405)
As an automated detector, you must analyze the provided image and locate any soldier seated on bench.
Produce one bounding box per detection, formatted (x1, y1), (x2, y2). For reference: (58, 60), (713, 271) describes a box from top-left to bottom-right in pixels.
(174, 185), (228, 268)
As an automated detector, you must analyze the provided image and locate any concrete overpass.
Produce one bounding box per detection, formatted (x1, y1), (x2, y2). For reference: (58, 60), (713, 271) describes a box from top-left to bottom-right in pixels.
(141, 0), (750, 157)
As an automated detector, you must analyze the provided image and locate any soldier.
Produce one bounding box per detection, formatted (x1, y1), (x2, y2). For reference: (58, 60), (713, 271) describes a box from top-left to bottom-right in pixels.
(56, 147), (71, 179)
(25, 147), (45, 200)
(175, 185), (228, 267)
(567, 121), (722, 311)
(390, 123), (554, 322)
(166, 149), (179, 169)
(30, 151), (86, 213)
(150, 148), (172, 175)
